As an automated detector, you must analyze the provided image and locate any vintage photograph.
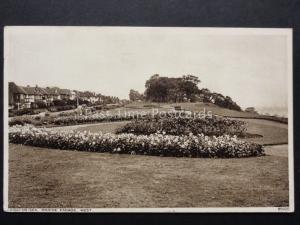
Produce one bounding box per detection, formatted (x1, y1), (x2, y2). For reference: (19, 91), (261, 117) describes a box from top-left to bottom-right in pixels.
(3, 27), (293, 212)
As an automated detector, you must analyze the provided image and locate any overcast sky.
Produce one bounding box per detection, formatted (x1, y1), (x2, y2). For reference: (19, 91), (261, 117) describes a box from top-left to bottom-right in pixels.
(5, 27), (291, 109)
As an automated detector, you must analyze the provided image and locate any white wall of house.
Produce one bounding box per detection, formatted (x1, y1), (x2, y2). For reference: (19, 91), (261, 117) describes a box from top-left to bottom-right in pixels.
(89, 97), (97, 103)
(70, 91), (76, 100)
(25, 95), (35, 103)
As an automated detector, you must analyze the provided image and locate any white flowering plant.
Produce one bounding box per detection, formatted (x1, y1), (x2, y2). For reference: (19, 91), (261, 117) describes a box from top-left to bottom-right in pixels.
(9, 125), (264, 158)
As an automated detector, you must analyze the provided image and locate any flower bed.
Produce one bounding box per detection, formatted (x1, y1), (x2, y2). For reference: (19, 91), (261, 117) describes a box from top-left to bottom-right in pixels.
(52, 113), (134, 126)
(117, 114), (246, 136)
(8, 112), (136, 127)
(9, 110), (247, 138)
(9, 125), (264, 158)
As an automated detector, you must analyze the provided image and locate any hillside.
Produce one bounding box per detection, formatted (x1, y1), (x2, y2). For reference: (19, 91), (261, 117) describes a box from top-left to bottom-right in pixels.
(124, 102), (288, 123)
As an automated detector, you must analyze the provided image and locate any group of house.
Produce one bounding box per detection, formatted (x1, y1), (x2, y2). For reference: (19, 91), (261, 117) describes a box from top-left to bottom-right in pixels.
(8, 82), (103, 109)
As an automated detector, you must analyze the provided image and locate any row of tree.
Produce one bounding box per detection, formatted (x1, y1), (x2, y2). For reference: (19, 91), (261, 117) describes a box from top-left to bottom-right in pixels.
(129, 74), (241, 111)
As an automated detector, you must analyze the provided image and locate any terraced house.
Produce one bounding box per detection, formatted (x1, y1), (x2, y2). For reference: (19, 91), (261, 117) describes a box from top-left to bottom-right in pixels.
(8, 82), (74, 109)
(8, 82), (104, 110)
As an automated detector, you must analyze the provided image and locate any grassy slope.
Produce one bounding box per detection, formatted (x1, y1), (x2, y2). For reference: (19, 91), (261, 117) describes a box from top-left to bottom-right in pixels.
(125, 102), (259, 117)
(9, 144), (288, 208)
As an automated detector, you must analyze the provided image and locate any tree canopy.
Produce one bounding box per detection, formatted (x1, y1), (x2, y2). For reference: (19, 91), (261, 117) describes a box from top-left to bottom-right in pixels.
(129, 89), (144, 101)
(144, 74), (201, 102)
(142, 74), (242, 111)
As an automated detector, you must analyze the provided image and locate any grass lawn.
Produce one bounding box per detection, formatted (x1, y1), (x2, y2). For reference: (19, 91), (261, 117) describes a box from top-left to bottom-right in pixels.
(239, 119), (288, 145)
(53, 121), (129, 134)
(9, 144), (288, 208)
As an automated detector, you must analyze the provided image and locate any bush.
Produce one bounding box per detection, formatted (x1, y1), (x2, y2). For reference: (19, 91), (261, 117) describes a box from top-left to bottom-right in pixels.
(53, 99), (67, 106)
(94, 105), (103, 110)
(48, 107), (58, 112)
(9, 125), (264, 158)
(13, 108), (37, 116)
(9, 118), (33, 126)
(117, 114), (246, 137)
(56, 105), (76, 111)
(31, 101), (47, 109)
(52, 112), (132, 126)
(47, 105), (75, 112)
(9, 111), (16, 117)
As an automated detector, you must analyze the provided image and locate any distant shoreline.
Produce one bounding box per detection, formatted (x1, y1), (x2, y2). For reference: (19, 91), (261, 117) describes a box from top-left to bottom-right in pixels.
(254, 107), (288, 118)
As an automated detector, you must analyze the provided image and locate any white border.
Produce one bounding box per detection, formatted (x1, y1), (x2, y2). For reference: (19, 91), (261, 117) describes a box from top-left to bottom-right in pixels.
(3, 27), (294, 213)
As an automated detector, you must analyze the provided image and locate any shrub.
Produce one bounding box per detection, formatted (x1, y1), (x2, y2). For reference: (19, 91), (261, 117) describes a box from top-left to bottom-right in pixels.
(13, 108), (36, 116)
(47, 105), (75, 112)
(47, 107), (55, 112)
(94, 105), (103, 110)
(9, 117), (33, 126)
(55, 105), (76, 111)
(53, 99), (67, 106)
(9, 111), (16, 117)
(9, 125), (264, 158)
(52, 113), (133, 126)
(31, 101), (47, 109)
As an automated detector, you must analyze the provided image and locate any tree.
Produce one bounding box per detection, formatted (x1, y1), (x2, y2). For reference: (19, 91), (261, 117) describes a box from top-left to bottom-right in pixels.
(180, 75), (201, 102)
(144, 74), (201, 102)
(144, 75), (171, 102)
(129, 89), (144, 101)
(143, 74), (242, 111)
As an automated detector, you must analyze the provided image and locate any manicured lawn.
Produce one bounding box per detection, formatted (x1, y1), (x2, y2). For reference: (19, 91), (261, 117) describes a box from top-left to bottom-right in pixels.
(240, 119), (288, 145)
(55, 121), (130, 134)
(9, 144), (288, 208)
(9, 104), (289, 208)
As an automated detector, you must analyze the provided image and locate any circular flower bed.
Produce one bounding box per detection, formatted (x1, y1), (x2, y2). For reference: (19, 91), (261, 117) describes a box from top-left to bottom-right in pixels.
(116, 114), (246, 136)
(9, 125), (264, 158)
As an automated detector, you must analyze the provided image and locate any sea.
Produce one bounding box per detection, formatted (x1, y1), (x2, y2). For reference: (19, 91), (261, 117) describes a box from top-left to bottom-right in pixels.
(255, 106), (288, 118)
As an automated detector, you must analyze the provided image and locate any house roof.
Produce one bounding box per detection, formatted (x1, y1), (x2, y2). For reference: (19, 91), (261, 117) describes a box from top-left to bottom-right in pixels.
(10, 82), (94, 98)
(9, 82), (27, 94)
(21, 86), (49, 95)
(45, 87), (71, 95)
(45, 87), (59, 95)
(59, 89), (71, 95)
(79, 91), (96, 98)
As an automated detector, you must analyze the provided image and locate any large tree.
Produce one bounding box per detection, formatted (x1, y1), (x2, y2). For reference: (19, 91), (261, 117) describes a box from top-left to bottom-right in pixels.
(129, 89), (144, 101)
(144, 74), (201, 102)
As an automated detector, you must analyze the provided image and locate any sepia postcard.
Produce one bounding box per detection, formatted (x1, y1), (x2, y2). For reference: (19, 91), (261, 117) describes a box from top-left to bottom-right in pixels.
(3, 26), (293, 212)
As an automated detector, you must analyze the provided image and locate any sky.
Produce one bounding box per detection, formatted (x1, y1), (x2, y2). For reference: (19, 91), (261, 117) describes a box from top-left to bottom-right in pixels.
(4, 27), (291, 109)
